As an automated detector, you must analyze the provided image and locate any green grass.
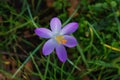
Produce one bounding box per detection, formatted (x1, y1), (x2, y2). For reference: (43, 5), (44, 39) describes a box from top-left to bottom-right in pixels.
(0, 0), (120, 80)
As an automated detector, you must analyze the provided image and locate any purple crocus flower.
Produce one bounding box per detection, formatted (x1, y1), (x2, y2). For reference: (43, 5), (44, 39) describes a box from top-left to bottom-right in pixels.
(35, 17), (78, 62)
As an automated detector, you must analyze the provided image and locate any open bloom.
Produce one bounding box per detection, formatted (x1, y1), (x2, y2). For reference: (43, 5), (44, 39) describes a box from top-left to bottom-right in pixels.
(35, 17), (78, 62)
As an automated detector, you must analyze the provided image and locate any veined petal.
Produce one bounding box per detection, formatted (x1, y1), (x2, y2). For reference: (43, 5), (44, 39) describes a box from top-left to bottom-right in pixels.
(35, 28), (52, 38)
(56, 45), (67, 62)
(50, 17), (62, 32)
(60, 22), (78, 35)
(43, 39), (57, 55)
(64, 35), (77, 47)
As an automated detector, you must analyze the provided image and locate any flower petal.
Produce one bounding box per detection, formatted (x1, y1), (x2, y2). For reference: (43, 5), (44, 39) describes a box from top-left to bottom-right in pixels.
(56, 45), (67, 62)
(60, 22), (78, 35)
(64, 35), (77, 47)
(35, 28), (52, 38)
(43, 39), (58, 55)
(50, 17), (62, 32)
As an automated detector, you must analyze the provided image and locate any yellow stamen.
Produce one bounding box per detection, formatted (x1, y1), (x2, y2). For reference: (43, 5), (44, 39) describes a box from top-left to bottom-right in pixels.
(55, 36), (67, 44)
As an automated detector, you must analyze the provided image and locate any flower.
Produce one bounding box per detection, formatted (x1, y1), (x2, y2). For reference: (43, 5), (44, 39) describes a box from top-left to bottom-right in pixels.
(35, 17), (78, 62)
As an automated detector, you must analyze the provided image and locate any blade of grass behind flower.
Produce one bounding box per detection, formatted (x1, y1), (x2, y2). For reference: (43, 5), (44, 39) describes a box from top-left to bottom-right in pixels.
(30, 52), (44, 79)
(67, 56), (81, 80)
(44, 55), (50, 80)
(62, 2), (80, 26)
(27, 1), (38, 28)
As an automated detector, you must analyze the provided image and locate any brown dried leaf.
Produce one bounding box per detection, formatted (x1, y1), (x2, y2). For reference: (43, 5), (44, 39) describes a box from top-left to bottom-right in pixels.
(0, 16), (2, 23)
(46, 0), (54, 7)
(24, 60), (33, 72)
(2, 55), (17, 74)
(0, 73), (5, 80)
(67, 0), (79, 17)
(1, 55), (18, 79)
(24, 30), (32, 38)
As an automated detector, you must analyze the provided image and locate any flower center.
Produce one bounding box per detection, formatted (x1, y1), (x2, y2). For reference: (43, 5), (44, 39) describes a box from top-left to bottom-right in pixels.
(55, 36), (67, 44)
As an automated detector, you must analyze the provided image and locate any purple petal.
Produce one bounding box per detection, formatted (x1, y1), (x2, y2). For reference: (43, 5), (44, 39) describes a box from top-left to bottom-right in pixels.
(64, 35), (77, 47)
(50, 17), (62, 32)
(35, 28), (52, 38)
(43, 39), (58, 55)
(60, 22), (78, 35)
(56, 45), (67, 62)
